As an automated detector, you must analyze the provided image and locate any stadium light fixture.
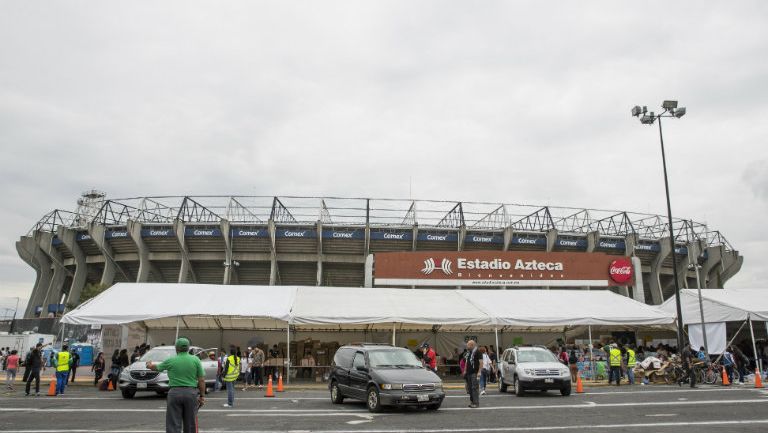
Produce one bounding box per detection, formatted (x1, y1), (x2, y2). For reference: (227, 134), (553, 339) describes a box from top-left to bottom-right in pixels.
(632, 100), (687, 352)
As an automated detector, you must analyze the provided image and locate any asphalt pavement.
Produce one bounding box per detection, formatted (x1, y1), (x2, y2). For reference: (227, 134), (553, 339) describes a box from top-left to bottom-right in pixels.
(1, 381), (768, 433)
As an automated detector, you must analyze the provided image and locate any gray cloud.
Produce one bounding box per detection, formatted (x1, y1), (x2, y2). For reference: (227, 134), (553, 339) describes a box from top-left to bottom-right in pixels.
(1, 1), (767, 300)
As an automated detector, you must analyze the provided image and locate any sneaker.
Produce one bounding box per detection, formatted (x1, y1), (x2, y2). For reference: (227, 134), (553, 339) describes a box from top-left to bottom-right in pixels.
(35, 393), (40, 397)
(222, 404), (232, 408)
(468, 404), (478, 408)
(480, 390), (486, 395)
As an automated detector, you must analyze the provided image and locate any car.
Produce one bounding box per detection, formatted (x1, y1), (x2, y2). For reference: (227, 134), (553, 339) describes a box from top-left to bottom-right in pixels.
(497, 346), (572, 396)
(328, 343), (445, 412)
(118, 345), (218, 399)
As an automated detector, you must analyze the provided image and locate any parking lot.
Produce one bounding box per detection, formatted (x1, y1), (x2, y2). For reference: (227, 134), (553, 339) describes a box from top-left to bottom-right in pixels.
(2, 384), (768, 433)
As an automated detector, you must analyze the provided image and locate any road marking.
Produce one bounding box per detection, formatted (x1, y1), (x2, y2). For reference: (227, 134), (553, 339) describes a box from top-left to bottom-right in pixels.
(646, 413), (677, 417)
(4, 419), (768, 432)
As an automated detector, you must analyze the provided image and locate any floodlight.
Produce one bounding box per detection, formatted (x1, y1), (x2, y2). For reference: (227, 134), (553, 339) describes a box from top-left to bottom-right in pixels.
(642, 106), (648, 114)
(662, 100), (678, 109)
(640, 114), (654, 124)
(674, 107), (686, 118)
(631, 105), (642, 117)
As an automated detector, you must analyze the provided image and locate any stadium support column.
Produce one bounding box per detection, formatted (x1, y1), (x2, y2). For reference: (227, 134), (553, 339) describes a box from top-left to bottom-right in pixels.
(503, 227), (512, 251)
(316, 221), (323, 286)
(16, 236), (52, 318)
(128, 220), (156, 283)
(544, 229), (557, 290)
(649, 237), (671, 304)
(221, 219), (234, 285)
(411, 226), (418, 289)
(58, 227), (87, 307)
(174, 220), (196, 283)
(88, 223), (117, 286)
(700, 246), (723, 289)
(36, 231), (68, 315)
(620, 233), (645, 296)
(675, 244), (690, 291)
(583, 232), (599, 290)
(458, 225), (466, 251)
(268, 219), (277, 285)
(718, 251), (743, 287)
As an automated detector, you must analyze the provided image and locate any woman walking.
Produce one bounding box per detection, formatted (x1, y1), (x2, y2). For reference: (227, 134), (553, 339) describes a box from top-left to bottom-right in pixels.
(479, 346), (491, 395)
(109, 349), (120, 390)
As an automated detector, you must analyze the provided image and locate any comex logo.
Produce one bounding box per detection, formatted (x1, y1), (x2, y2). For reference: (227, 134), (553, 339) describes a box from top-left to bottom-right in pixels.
(421, 258), (453, 275)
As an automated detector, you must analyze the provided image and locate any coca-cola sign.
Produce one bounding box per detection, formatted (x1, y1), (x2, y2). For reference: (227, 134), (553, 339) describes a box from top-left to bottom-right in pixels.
(609, 259), (634, 284)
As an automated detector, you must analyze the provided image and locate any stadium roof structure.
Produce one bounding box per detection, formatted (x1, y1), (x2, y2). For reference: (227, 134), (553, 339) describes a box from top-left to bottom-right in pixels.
(29, 194), (734, 248)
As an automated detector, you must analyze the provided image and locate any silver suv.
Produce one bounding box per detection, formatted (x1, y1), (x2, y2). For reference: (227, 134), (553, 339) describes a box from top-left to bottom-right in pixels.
(497, 346), (571, 396)
(118, 346), (218, 399)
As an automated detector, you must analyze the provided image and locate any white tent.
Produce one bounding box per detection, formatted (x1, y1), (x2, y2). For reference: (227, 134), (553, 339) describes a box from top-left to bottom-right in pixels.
(460, 289), (673, 327)
(659, 288), (768, 324)
(61, 283), (674, 329)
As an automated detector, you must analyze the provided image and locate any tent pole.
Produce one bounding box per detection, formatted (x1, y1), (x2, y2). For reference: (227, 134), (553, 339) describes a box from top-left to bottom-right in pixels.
(748, 316), (761, 374)
(494, 327), (499, 356)
(286, 323), (291, 385)
(392, 323), (396, 346)
(175, 316), (180, 341)
(60, 323), (65, 346)
(588, 325), (594, 382)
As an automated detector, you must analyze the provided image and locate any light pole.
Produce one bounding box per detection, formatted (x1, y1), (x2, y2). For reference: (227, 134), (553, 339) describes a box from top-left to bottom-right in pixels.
(631, 101), (686, 351)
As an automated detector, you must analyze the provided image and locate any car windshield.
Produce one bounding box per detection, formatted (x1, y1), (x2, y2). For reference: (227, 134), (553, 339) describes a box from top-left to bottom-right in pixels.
(368, 349), (422, 368)
(517, 350), (559, 363)
(139, 348), (176, 363)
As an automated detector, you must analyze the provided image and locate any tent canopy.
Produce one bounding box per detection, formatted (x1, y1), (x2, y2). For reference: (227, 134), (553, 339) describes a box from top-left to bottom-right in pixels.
(659, 288), (768, 324)
(460, 289), (673, 327)
(61, 283), (675, 329)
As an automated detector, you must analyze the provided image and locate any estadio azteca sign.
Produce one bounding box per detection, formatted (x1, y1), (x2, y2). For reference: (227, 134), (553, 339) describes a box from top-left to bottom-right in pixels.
(374, 251), (634, 287)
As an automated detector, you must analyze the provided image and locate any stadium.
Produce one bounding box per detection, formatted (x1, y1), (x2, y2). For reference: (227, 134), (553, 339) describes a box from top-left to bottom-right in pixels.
(16, 191), (742, 319)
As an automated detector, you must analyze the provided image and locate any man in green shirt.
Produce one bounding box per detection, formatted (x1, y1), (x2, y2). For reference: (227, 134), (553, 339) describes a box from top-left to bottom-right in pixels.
(146, 338), (205, 433)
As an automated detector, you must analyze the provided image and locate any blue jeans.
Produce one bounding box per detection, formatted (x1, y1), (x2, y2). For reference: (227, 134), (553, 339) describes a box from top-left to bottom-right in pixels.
(479, 369), (488, 390)
(225, 381), (235, 406)
(626, 368), (635, 385)
(55, 371), (69, 395)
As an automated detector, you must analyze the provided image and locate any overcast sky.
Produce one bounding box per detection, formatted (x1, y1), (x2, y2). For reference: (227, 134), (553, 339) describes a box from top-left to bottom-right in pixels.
(1, 1), (766, 313)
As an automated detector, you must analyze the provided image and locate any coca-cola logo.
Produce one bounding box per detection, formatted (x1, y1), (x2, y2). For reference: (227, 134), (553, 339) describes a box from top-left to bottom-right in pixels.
(609, 259), (633, 284)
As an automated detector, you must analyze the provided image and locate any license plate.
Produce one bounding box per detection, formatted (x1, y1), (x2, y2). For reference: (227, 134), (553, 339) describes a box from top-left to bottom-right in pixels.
(544, 378), (554, 383)
(136, 382), (147, 389)
(417, 394), (429, 402)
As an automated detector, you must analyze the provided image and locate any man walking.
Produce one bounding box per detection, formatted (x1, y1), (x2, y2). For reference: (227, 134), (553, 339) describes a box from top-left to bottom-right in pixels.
(681, 343), (697, 388)
(221, 347), (240, 408)
(252, 346), (265, 389)
(25, 343), (44, 396)
(53, 344), (72, 395)
(624, 345), (637, 385)
(421, 342), (437, 373)
(146, 338), (205, 433)
(462, 340), (483, 408)
(69, 348), (80, 383)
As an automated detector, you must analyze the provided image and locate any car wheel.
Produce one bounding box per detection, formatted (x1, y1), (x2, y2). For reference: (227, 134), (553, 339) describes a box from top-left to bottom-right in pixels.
(561, 385), (572, 396)
(121, 389), (136, 399)
(426, 403), (441, 411)
(330, 381), (344, 404)
(367, 386), (382, 413)
(514, 377), (524, 397)
(498, 375), (508, 393)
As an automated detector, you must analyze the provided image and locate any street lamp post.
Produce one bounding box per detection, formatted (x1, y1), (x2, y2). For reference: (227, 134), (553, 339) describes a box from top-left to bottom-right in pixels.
(632, 101), (687, 351)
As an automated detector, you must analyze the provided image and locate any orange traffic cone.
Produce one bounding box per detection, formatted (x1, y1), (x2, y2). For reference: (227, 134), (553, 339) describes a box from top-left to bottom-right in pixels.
(264, 376), (275, 397)
(277, 373), (284, 392)
(722, 367), (731, 386)
(755, 368), (764, 389)
(107, 380), (114, 391)
(576, 373), (584, 393)
(47, 376), (57, 396)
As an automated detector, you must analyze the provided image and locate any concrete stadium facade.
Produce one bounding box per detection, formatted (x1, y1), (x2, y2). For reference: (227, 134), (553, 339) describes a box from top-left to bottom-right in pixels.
(16, 192), (743, 318)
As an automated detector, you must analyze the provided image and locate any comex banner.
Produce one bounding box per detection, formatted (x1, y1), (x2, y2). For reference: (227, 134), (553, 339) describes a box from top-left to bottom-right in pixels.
(373, 251), (634, 287)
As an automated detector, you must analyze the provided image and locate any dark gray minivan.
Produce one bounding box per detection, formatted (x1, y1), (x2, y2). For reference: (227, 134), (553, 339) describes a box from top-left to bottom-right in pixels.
(328, 343), (445, 412)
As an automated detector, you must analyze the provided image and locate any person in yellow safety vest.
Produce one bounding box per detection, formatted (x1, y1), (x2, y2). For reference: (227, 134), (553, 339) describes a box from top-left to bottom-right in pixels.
(603, 342), (622, 386)
(624, 345), (637, 385)
(221, 348), (240, 408)
(53, 344), (73, 396)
